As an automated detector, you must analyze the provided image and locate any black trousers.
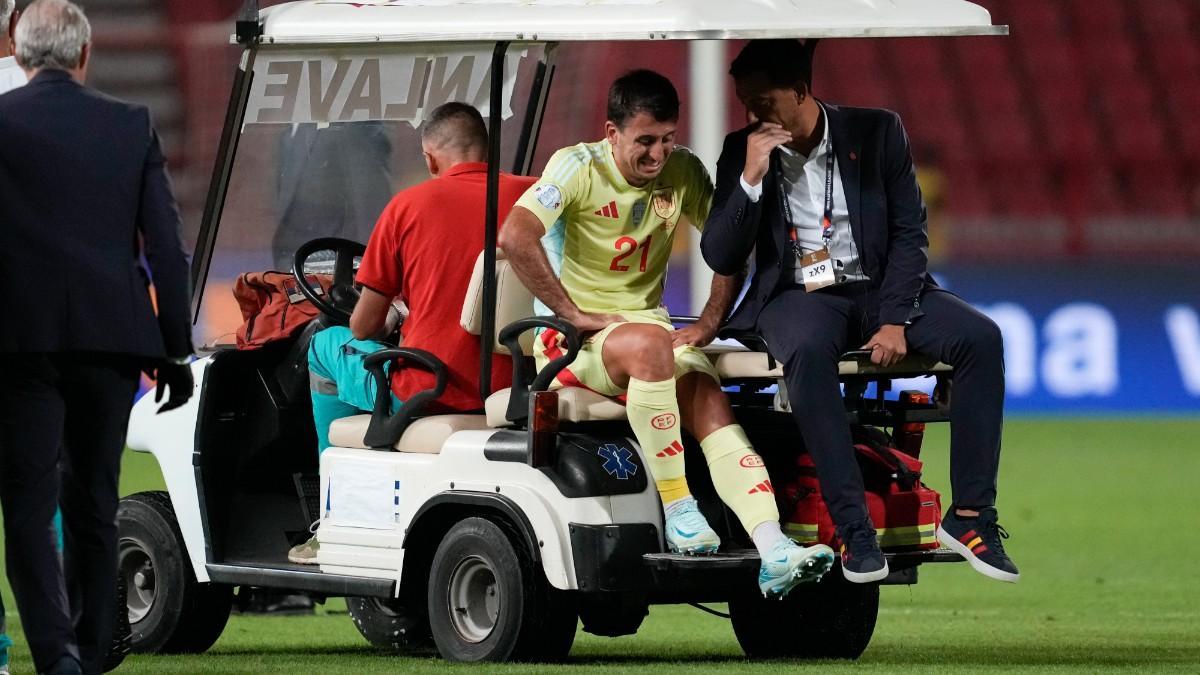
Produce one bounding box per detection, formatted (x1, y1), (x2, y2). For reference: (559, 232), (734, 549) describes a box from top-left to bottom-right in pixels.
(0, 354), (140, 674)
(758, 285), (1005, 526)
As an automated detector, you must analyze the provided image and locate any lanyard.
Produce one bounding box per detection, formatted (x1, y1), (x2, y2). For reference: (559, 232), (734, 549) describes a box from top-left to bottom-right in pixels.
(781, 139), (836, 257)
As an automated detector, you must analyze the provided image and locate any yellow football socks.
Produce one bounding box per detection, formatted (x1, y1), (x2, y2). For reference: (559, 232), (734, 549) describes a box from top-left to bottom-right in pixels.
(626, 377), (692, 504)
(700, 424), (780, 535)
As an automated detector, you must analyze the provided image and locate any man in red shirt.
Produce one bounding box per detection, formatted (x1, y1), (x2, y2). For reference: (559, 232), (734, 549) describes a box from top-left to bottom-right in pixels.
(290, 102), (534, 563)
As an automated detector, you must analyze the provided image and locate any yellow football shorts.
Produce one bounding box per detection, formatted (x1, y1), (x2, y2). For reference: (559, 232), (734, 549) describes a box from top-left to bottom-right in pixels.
(534, 308), (719, 397)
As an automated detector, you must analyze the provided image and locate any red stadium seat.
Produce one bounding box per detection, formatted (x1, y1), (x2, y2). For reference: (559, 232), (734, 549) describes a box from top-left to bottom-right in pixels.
(1124, 166), (1189, 217)
(1146, 38), (1200, 86)
(1095, 77), (1156, 129)
(1164, 84), (1200, 166)
(964, 71), (1023, 119)
(1080, 37), (1140, 80)
(882, 39), (948, 79)
(1006, 0), (1069, 40)
(1110, 116), (1169, 166)
(818, 39), (884, 79)
(1021, 41), (1082, 87)
(1081, 166), (1126, 217)
(975, 113), (1036, 164)
(1043, 116), (1101, 166)
(951, 38), (1011, 77)
(987, 165), (1057, 217)
(1068, 0), (1127, 37)
(1137, 0), (1195, 38)
(941, 161), (991, 216)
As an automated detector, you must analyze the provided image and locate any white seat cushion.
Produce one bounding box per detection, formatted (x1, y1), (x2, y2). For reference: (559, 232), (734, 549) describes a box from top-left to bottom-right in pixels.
(460, 251), (536, 355)
(485, 387), (627, 427)
(709, 349), (952, 379)
(328, 414), (491, 452)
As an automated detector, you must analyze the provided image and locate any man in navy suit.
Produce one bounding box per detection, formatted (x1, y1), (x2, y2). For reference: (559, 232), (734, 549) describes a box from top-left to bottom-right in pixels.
(0, 2), (18, 669)
(0, 1), (193, 672)
(702, 39), (1019, 586)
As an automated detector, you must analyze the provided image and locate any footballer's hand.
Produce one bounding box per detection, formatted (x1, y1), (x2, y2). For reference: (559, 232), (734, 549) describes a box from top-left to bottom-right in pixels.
(862, 324), (908, 367)
(568, 311), (624, 335)
(743, 122), (793, 187)
(671, 320), (718, 349)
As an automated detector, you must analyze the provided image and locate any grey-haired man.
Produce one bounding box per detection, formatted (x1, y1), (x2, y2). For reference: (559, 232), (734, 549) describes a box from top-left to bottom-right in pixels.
(0, 2), (193, 673)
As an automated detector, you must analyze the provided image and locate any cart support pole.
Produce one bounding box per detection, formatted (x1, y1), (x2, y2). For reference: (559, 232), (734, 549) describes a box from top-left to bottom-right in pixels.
(481, 41), (510, 402)
(687, 40), (726, 314)
(191, 49), (256, 322)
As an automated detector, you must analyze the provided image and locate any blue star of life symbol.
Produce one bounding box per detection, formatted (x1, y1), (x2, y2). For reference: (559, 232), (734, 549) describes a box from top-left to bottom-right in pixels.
(597, 444), (638, 480)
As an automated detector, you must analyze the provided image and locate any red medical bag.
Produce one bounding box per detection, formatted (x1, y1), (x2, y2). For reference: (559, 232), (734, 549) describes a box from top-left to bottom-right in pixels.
(779, 428), (942, 552)
(233, 271), (333, 349)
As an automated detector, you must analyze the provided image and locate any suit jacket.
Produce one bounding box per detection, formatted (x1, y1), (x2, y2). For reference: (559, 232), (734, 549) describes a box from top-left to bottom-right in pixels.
(272, 122), (393, 268)
(0, 70), (192, 360)
(701, 102), (935, 333)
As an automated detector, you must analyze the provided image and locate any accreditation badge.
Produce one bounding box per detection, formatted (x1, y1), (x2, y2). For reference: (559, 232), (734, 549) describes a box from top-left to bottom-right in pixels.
(800, 249), (837, 292)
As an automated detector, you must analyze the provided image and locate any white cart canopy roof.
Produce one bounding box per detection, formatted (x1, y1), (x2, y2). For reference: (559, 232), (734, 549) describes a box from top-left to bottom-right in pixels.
(256, 0), (1006, 45)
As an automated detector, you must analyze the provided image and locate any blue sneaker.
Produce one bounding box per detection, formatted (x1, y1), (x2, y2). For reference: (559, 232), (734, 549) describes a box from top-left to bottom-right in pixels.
(663, 498), (721, 554)
(758, 539), (835, 597)
(937, 507), (1020, 583)
(837, 517), (889, 583)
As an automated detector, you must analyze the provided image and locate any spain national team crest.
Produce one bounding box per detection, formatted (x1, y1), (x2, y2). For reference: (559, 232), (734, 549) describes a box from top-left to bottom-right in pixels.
(652, 186), (676, 220)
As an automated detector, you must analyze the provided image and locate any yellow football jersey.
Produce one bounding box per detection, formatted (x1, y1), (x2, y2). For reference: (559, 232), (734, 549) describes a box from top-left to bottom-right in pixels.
(516, 140), (713, 315)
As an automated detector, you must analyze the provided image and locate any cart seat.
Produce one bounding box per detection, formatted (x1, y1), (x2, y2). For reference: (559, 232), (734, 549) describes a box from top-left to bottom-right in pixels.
(460, 250), (951, 428)
(461, 251), (630, 427)
(704, 342), (952, 379)
(484, 386), (626, 427)
(328, 413), (491, 452)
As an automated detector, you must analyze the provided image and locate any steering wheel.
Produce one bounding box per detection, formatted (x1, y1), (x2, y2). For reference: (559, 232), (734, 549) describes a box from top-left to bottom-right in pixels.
(293, 237), (367, 326)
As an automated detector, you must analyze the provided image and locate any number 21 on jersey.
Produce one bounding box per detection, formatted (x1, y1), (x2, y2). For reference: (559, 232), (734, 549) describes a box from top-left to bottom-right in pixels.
(609, 235), (653, 272)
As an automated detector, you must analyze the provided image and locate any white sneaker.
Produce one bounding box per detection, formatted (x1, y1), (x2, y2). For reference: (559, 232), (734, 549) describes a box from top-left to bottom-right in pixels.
(287, 521), (320, 565)
(758, 539), (835, 597)
(663, 498), (721, 554)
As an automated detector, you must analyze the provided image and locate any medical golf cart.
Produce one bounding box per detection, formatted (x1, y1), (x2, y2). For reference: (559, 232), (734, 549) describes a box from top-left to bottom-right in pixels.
(116, 0), (1005, 664)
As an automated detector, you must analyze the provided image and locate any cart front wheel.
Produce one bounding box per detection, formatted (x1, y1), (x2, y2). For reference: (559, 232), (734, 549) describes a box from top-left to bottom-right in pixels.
(426, 516), (576, 662)
(117, 491), (233, 654)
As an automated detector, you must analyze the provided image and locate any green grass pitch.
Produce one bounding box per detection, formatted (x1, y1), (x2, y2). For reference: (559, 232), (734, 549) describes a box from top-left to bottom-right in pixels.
(3, 418), (1198, 673)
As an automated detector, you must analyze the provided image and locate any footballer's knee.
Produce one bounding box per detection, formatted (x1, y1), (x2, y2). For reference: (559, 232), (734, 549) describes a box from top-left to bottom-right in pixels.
(603, 323), (675, 382)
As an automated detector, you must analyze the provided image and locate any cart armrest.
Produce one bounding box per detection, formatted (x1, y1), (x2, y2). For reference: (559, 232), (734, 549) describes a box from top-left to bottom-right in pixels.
(361, 348), (447, 449)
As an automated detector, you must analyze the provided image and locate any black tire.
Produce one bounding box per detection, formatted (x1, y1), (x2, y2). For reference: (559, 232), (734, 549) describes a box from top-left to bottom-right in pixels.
(347, 596), (433, 651)
(427, 516), (577, 662)
(118, 491), (234, 654)
(729, 572), (879, 659)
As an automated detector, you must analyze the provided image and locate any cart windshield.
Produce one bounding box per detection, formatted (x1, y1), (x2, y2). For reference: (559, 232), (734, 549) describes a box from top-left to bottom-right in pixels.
(195, 42), (547, 348)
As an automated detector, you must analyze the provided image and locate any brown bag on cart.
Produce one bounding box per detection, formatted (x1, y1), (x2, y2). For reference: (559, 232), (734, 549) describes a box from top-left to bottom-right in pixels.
(233, 271), (333, 349)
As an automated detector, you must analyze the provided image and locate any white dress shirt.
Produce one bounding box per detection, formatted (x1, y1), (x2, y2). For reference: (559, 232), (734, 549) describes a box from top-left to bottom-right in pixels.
(0, 56), (26, 95)
(740, 104), (868, 284)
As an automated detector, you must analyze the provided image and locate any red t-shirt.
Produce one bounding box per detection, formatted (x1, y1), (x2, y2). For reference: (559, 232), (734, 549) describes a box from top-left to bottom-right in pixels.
(356, 163), (535, 411)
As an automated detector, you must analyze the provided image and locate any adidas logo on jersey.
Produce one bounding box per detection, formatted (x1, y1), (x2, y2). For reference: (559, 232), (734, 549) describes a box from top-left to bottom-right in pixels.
(594, 200), (620, 219)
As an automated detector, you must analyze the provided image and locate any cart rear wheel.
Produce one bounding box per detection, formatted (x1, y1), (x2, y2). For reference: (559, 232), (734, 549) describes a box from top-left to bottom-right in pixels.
(729, 572), (879, 659)
(347, 596), (432, 651)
